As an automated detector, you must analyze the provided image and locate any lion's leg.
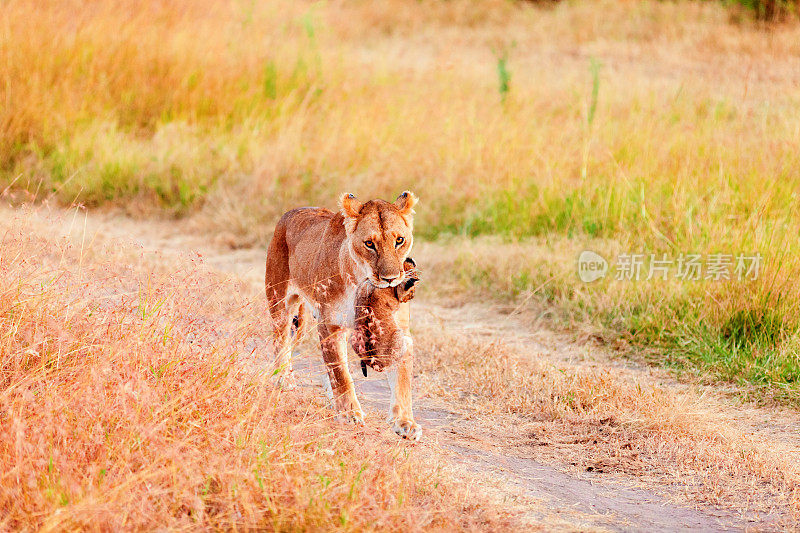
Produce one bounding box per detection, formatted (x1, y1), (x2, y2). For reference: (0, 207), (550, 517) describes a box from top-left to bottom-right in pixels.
(280, 293), (306, 382)
(265, 226), (297, 389)
(266, 294), (299, 389)
(387, 336), (421, 440)
(318, 323), (364, 425)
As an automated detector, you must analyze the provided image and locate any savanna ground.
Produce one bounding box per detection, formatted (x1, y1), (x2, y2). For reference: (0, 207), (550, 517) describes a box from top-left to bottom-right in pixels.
(2, 0), (800, 529)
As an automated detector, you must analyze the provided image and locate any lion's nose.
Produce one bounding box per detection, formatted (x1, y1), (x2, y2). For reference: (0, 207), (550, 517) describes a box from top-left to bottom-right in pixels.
(381, 273), (401, 284)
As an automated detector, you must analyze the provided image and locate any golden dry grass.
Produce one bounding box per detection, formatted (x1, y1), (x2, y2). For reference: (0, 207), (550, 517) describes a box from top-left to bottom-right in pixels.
(412, 314), (800, 525)
(5, 205), (797, 528)
(0, 209), (523, 530)
(4, 1), (800, 521)
(2, 1), (799, 396)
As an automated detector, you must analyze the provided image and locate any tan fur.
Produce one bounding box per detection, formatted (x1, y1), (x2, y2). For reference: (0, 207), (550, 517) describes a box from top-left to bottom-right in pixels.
(265, 192), (420, 438)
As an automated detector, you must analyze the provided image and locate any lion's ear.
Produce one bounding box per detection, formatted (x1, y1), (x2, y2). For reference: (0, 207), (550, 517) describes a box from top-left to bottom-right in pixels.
(340, 193), (362, 232)
(340, 193), (362, 217)
(394, 191), (418, 216)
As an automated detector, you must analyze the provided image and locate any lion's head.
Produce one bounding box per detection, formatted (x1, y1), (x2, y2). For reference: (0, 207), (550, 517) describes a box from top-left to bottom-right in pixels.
(340, 191), (417, 289)
(352, 257), (420, 374)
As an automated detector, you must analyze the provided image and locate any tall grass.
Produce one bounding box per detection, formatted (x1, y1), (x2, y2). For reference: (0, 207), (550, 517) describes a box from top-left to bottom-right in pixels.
(0, 210), (514, 529)
(2, 0), (800, 398)
(0, 0), (324, 211)
(418, 234), (800, 404)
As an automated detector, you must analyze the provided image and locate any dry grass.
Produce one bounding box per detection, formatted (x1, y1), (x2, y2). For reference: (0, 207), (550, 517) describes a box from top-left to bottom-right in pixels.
(0, 209), (521, 530)
(2, 0), (800, 397)
(4, 204), (797, 528)
(412, 322), (800, 525)
(415, 237), (800, 405)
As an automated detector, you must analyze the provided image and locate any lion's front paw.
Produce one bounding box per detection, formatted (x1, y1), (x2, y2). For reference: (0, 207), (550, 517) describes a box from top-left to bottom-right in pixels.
(337, 409), (365, 426)
(350, 411), (366, 426)
(334, 394), (365, 426)
(389, 417), (421, 441)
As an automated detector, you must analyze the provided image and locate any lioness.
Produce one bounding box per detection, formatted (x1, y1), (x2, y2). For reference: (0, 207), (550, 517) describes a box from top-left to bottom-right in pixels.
(265, 192), (421, 440)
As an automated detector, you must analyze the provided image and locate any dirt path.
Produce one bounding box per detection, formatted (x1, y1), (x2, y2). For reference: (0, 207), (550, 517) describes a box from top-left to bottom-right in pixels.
(356, 379), (740, 531)
(43, 208), (797, 531)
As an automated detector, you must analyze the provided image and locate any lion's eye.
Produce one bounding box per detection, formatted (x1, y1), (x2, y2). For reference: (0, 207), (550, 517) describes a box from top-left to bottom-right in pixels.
(395, 236), (404, 247)
(364, 240), (376, 250)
